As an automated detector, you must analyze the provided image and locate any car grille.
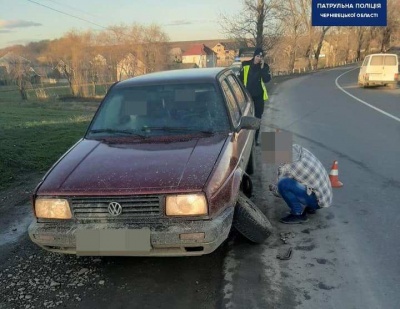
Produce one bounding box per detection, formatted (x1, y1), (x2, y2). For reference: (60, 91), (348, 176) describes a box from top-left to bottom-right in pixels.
(71, 195), (162, 220)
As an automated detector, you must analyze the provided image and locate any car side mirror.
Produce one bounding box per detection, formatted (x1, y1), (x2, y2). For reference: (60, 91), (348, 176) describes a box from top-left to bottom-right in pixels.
(236, 116), (260, 132)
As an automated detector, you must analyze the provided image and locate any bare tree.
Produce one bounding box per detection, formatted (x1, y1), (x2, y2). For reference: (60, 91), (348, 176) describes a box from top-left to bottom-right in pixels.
(8, 55), (31, 100)
(313, 26), (331, 68)
(298, 0), (314, 69)
(363, 27), (377, 55)
(96, 23), (169, 81)
(142, 24), (170, 73)
(353, 27), (368, 60)
(342, 28), (353, 62)
(376, 0), (400, 52)
(282, 0), (305, 71)
(46, 31), (95, 96)
(220, 0), (284, 52)
(327, 27), (355, 64)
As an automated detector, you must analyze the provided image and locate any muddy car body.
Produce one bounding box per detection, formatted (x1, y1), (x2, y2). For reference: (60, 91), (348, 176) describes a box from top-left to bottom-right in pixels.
(28, 68), (259, 256)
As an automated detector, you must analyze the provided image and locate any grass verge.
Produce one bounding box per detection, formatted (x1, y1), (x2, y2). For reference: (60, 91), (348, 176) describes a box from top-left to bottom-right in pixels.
(0, 100), (99, 190)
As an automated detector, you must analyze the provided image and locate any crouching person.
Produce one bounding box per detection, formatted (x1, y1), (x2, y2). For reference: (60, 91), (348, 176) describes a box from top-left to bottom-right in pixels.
(269, 144), (332, 224)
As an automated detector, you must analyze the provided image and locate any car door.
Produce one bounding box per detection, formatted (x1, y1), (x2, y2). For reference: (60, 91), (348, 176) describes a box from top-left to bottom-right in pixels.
(220, 73), (253, 174)
(359, 56), (369, 84)
(368, 55), (384, 81)
(383, 55), (398, 82)
(226, 74), (255, 168)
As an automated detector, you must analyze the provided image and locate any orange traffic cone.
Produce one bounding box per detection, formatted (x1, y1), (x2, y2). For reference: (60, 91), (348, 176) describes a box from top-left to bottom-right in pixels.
(329, 160), (343, 188)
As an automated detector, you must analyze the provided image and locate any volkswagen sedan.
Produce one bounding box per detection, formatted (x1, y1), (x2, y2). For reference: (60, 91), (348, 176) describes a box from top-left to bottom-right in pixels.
(28, 68), (259, 256)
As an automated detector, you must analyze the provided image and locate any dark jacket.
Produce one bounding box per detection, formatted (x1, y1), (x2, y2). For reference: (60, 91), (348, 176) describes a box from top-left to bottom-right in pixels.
(239, 59), (271, 99)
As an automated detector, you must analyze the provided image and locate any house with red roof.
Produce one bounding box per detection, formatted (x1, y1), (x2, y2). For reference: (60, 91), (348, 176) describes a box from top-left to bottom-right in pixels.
(182, 44), (217, 68)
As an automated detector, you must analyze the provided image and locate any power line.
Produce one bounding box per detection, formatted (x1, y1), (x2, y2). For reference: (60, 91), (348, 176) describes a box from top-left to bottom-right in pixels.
(42, 0), (99, 18)
(26, 0), (108, 30)
(25, 0), (168, 53)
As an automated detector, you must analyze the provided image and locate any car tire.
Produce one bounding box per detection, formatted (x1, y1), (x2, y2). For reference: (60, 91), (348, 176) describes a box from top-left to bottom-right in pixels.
(240, 173), (253, 198)
(246, 142), (256, 175)
(233, 192), (273, 244)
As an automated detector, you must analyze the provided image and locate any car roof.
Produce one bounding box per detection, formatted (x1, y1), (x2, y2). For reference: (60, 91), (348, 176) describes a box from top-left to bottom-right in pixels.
(116, 67), (229, 88)
(368, 53), (398, 57)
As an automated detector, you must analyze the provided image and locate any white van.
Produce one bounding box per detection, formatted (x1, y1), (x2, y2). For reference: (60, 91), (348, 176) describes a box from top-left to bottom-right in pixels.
(358, 53), (399, 89)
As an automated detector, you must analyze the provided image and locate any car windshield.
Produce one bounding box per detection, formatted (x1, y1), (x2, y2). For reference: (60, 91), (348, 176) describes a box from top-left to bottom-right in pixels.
(87, 83), (230, 138)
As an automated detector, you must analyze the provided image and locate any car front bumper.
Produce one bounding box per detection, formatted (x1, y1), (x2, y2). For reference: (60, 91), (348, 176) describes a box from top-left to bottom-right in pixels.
(28, 207), (234, 257)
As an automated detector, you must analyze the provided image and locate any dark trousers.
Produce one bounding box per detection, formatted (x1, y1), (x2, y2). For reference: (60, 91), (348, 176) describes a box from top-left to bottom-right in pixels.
(252, 95), (265, 142)
(277, 178), (319, 215)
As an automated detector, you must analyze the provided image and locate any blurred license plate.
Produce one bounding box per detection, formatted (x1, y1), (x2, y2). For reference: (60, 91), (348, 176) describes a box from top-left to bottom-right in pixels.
(76, 228), (151, 255)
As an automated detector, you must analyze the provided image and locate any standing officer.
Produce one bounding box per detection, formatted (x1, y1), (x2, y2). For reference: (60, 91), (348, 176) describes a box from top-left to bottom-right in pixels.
(239, 47), (271, 145)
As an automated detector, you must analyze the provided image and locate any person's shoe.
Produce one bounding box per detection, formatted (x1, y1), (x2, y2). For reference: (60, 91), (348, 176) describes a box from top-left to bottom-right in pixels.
(304, 207), (317, 215)
(280, 213), (308, 224)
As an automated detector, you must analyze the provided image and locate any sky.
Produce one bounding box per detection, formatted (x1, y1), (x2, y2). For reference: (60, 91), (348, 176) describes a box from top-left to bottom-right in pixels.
(0, 0), (243, 49)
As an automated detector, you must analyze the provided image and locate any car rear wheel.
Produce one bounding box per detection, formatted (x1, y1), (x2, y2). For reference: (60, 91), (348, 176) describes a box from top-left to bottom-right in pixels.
(246, 142), (256, 175)
(233, 192), (273, 244)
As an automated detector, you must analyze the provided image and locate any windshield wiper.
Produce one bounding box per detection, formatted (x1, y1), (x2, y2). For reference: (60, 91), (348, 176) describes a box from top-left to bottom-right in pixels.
(88, 128), (146, 138)
(143, 126), (215, 135)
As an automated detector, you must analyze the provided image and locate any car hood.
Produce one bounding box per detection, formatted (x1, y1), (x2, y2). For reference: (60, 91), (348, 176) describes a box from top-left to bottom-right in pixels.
(37, 134), (228, 195)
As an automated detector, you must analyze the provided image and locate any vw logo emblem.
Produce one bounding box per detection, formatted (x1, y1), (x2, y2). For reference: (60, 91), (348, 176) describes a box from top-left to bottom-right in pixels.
(108, 202), (122, 216)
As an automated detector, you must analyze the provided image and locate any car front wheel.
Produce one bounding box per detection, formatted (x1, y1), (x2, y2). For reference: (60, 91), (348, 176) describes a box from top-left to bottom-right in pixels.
(246, 142), (256, 175)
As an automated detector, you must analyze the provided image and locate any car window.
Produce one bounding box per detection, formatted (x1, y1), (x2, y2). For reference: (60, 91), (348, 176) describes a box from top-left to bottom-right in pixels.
(227, 75), (247, 113)
(362, 56), (369, 66)
(384, 55), (397, 65)
(370, 56), (384, 66)
(88, 83), (230, 137)
(221, 79), (241, 126)
(229, 66), (241, 77)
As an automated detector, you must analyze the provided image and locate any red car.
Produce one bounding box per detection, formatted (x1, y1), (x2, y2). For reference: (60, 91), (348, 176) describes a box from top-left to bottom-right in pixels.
(28, 68), (259, 256)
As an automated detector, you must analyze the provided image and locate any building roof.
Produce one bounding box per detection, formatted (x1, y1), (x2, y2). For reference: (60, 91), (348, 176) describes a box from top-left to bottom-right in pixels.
(182, 44), (216, 56)
(169, 47), (182, 54)
(213, 42), (238, 51)
(0, 52), (30, 65)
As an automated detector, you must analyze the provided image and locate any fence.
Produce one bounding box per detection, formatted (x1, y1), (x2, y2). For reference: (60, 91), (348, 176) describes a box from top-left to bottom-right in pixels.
(270, 58), (361, 77)
(0, 58), (365, 102)
(0, 82), (115, 103)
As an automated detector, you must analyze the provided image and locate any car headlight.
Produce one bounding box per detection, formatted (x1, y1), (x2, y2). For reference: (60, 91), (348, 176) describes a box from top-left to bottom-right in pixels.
(166, 194), (208, 216)
(35, 198), (72, 219)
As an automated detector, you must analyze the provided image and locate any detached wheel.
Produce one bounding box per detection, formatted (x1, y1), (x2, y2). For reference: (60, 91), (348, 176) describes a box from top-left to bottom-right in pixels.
(233, 192), (273, 244)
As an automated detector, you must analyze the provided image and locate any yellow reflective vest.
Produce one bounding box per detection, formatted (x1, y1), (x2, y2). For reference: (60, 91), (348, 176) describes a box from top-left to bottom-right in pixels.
(242, 65), (269, 101)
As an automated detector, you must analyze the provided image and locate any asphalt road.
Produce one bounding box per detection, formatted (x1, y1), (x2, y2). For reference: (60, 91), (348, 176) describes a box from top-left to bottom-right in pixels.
(247, 66), (400, 308)
(1, 66), (399, 309)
